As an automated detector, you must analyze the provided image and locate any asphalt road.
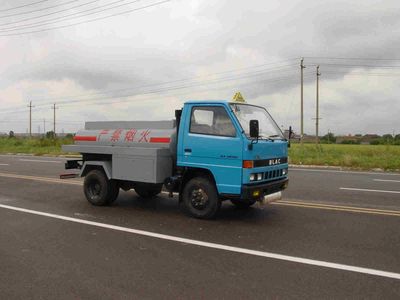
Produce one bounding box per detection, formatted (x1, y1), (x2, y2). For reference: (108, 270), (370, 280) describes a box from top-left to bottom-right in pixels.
(0, 154), (399, 299)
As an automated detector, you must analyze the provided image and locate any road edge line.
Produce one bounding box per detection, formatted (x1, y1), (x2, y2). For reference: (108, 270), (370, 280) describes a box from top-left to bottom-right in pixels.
(0, 203), (399, 281)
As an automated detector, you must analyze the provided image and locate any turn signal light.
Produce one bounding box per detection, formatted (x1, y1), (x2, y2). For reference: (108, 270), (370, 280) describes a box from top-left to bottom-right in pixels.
(243, 160), (254, 168)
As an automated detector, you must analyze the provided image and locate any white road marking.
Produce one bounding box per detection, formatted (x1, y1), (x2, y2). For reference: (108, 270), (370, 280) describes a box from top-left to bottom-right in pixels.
(0, 204), (399, 280)
(0, 172), (81, 185)
(291, 168), (400, 176)
(0, 163), (9, 166)
(340, 187), (400, 194)
(19, 159), (62, 164)
(373, 179), (400, 183)
(0, 154), (67, 159)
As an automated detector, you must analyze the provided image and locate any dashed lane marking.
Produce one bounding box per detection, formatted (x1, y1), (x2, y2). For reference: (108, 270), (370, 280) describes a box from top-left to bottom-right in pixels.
(0, 203), (400, 281)
(291, 168), (400, 176)
(19, 159), (62, 163)
(0, 172), (399, 217)
(373, 179), (400, 183)
(274, 200), (400, 217)
(0, 172), (81, 185)
(340, 187), (400, 194)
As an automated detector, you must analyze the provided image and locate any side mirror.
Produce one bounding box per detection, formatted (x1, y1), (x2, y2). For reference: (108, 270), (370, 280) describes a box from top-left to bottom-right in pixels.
(249, 120), (259, 139)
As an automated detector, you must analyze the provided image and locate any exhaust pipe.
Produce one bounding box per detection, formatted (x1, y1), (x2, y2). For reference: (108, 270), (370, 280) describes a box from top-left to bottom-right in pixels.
(258, 192), (282, 205)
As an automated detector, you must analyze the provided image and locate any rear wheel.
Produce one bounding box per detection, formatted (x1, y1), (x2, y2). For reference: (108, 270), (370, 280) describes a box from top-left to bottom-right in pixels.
(230, 199), (257, 209)
(84, 169), (119, 206)
(134, 183), (163, 198)
(181, 177), (221, 219)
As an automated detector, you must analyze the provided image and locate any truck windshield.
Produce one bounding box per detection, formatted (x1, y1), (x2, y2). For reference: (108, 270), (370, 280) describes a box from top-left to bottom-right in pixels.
(230, 103), (284, 140)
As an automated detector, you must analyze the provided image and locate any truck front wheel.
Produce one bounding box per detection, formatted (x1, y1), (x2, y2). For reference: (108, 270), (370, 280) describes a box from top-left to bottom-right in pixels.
(181, 177), (221, 219)
(84, 169), (119, 206)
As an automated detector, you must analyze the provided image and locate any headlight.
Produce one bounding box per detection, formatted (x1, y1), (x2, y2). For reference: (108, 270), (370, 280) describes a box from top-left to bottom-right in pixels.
(250, 173), (263, 181)
(282, 168), (288, 175)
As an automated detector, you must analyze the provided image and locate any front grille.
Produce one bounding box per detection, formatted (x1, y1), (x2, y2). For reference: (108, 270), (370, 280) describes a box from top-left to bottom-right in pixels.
(265, 169), (283, 180)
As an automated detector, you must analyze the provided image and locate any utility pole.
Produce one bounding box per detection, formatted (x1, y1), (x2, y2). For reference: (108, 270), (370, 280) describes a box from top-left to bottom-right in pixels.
(300, 58), (306, 145)
(52, 103), (58, 138)
(315, 65), (321, 144)
(43, 119), (46, 136)
(27, 101), (34, 137)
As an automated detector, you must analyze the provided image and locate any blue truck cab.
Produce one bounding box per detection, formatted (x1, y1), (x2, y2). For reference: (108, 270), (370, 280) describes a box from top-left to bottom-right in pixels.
(173, 100), (289, 218)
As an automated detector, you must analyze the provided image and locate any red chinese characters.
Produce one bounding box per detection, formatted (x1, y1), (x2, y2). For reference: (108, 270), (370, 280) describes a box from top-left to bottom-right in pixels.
(138, 129), (151, 142)
(110, 129), (123, 142)
(124, 129), (137, 142)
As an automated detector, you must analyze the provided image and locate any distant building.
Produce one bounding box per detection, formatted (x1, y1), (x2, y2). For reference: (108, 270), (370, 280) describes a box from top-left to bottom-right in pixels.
(360, 134), (380, 145)
(335, 135), (360, 144)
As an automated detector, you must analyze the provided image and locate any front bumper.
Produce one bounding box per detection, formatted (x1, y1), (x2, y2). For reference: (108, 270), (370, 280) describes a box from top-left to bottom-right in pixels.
(241, 177), (288, 200)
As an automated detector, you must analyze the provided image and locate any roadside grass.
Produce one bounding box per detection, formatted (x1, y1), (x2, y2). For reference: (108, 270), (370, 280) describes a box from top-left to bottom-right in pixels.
(1, 137), (399, 171)
(289, 143), (400, 171)
(0, 136), (74, 156)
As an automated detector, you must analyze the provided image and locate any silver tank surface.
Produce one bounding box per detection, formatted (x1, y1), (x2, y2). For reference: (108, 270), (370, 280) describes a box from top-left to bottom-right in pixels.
(72, 120), (177, 155)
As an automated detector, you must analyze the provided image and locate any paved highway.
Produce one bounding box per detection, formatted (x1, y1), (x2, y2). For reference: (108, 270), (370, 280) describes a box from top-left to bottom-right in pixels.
(0, 154), (399, 299)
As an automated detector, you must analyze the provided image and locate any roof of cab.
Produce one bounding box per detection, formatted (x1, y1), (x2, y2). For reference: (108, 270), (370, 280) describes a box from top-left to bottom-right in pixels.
(184, 100), (230, 105)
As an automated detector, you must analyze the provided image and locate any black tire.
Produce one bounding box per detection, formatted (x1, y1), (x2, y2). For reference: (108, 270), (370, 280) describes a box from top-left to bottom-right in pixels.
(83, 169), (119, 206)
(181, 177), (221, 219)
(134, 183), (162, 198)
(230, 199), (257, 209)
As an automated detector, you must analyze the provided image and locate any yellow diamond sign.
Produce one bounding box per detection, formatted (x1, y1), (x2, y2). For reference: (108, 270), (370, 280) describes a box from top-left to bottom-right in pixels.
(232, 92), (245, 102)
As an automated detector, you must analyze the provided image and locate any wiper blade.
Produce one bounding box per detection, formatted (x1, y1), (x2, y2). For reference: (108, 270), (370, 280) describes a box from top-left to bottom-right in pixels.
(258, 135), (274, 141)
(267, 135), (284, 140)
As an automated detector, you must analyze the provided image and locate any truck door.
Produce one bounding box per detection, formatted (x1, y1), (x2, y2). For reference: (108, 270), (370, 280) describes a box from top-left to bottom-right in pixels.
(180, 105), (243, 195)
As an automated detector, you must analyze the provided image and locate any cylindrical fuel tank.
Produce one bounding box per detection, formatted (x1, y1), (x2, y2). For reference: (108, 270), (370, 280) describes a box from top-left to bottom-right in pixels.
(73, 120), (177, 155)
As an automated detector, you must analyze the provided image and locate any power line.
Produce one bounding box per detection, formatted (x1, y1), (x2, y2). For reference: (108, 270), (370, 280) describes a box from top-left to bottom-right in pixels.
(0, 70), (305, 115)
(26, 59), (297, 104)
(34, 64), (299, 107)
(321, 71), (400, 77)
(0, 0), (50, 12)
(304, 56), (400, 62)
(0, 64), (297, 114)
(0, 0), (129, 32)
(0, 0), (171, 36)
(0, 0), (82, 19)
(0, 59), (299, 114)
(318, 63), (400, 69)
(0, 0), (100, 27)
(4, 0), (173, 34)
(89, 74), (309, 107)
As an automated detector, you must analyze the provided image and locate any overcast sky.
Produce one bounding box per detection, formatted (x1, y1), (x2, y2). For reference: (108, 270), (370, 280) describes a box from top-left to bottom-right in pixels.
(0, 0), (399, 135)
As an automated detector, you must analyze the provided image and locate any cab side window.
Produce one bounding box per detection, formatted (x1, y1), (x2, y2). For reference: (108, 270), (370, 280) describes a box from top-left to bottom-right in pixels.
(190, 106), (236, 137)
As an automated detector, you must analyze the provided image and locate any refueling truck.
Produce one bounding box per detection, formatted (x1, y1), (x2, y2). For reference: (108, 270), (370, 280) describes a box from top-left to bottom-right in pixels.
(62, 99), (289, 219)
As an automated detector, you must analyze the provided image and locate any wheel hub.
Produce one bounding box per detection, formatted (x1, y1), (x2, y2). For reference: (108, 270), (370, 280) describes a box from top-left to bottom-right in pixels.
(190, 188), (209, 209)
(89, 181), (101, 197)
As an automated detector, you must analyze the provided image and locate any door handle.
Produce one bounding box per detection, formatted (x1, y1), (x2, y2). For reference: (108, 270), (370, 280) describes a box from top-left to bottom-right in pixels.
(184, 148), (192, 153)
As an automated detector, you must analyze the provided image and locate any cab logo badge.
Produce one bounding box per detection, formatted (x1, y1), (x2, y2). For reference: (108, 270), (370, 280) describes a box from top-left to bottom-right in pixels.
(269, 158), (281, 165)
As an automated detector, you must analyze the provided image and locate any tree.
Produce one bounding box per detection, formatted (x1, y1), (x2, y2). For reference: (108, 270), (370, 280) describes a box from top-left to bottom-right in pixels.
(8, 131), (15, 138)
(382, 134), (394, 144)
(321, 132), (336, 144)
(46, 131), (55, 139)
